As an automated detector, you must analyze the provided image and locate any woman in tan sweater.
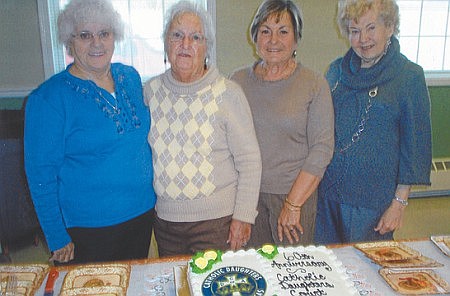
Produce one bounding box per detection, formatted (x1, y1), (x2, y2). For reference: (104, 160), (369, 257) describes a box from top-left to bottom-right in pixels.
(231, 0), (334, 246)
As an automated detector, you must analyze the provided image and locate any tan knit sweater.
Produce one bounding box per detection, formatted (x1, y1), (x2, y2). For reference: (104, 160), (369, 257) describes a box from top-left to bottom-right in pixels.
(231, 63), (334, 194)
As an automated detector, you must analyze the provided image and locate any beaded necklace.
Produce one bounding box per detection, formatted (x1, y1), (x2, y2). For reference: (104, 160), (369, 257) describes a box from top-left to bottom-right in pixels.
(255, 59), (297, 81)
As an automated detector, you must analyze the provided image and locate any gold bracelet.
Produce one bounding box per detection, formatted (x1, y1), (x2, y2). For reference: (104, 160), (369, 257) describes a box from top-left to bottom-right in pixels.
(284, 203), (301, 212)
(285, 198), (302, 208)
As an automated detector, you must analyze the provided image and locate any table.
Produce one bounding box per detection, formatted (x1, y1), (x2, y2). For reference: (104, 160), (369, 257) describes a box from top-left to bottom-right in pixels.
(35, 239), (450, 295)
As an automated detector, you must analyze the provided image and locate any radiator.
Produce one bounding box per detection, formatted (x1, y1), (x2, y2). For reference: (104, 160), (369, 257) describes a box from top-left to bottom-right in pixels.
(410, 158), (450, 198)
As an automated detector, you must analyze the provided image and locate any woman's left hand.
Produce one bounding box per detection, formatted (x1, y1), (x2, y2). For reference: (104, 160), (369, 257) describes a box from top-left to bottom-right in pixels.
(277, 171), (318, 244)
(374, 201), (406, 235)
(227, 219), (251, 251)
(277, 204), (304, 244)
(50, 242), (75, 263)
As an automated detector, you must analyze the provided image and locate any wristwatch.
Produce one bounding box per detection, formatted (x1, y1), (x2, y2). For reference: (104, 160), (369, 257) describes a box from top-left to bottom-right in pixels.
(394, 195), (408, 206)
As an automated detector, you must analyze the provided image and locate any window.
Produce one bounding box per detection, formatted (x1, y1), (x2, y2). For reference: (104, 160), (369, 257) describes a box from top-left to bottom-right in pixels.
(397, 0), (450, 85)
(37, 0), (216, 82)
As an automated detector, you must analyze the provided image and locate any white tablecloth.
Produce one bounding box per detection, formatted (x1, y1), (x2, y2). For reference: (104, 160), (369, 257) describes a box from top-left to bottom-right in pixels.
(35, 240), (450, 295)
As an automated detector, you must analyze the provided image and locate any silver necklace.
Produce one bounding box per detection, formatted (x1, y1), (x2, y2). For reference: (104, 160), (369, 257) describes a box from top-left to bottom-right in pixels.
(71, 64), (119, 113)
(332, 81), (378, 153)
(88, 80), (118, 112)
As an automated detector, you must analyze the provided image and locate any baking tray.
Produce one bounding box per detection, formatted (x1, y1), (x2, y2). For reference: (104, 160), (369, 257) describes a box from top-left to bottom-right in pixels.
(377, 254), (443, 268)
(0, 264), (49, 296)
(379, 268), (450, 295)
(59, 285), (126, 295)
(355, 241), (421, 262)
(431, 235), (450, 257)
(61, 263), (130, 291)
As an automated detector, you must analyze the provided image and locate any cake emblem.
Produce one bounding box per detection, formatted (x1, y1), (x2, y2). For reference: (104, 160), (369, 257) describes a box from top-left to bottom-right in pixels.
(201, 266), (267, 296)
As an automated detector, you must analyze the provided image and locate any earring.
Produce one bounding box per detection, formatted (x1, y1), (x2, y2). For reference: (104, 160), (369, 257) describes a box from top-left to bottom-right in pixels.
(292, 50), (297, 58)
(383, 39), (391, 56)
(204, 56), (209, 70)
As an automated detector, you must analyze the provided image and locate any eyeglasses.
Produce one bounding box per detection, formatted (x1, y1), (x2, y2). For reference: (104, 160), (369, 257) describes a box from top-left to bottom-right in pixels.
(72, 30), (113, 42)
(168, 31), (206, 44)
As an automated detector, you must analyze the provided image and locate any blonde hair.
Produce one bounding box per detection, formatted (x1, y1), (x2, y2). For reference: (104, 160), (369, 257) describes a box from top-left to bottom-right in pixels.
(337, 0), (399, 37)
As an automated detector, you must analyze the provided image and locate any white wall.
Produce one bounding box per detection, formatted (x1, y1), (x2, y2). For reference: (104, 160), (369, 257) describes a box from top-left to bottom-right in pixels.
(0, 0), (45, 97)
(216, 0), (349, 75)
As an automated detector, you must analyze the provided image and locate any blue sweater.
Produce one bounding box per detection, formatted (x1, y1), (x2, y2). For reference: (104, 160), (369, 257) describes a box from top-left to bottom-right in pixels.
(320, 37), (432, 210)
(24, 63), (156, 251)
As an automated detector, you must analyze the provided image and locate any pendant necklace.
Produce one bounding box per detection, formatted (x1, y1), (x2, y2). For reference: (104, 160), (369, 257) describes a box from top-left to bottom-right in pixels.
(71, 65), (119, 113)
(88, 80), (119, 113)
(332, 80), (378, 153)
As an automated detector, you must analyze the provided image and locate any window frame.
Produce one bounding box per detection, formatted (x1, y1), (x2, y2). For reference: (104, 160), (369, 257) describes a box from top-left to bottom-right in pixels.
(37, 0), (216, 81)
(396, 0), (450, 86)
(425, 71), (450, 86)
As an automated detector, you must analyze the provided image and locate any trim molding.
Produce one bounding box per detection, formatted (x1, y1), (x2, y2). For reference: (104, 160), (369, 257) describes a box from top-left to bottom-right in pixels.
(207, 0), (217, 65)
(410, 190), (450, 198)
(0, 89), (33, 98)
(37, 0), (57, 79)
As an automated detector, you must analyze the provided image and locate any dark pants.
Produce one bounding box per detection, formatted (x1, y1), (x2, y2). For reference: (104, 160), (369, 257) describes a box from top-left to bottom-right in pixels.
(315, 198), (393, 244)
(154, 214), (232, 257)
(66, 209), (154, 264)
(247, 191), (317, 247)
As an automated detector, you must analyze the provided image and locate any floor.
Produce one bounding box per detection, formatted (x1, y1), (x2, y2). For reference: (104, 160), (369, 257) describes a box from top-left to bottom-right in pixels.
(2, 196), (450, 264)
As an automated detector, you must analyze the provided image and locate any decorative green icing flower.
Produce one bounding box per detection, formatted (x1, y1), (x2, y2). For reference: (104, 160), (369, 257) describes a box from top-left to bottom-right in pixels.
(258, 244), (278, 259)
(190, 250), (223, 274)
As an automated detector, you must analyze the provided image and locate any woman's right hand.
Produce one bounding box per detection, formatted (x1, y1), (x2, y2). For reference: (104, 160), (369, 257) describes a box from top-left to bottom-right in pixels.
(49, 242), (75, 263)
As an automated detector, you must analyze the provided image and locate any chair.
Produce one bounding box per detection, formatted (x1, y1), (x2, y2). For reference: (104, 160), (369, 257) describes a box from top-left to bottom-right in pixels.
(0, 106), (41, 261)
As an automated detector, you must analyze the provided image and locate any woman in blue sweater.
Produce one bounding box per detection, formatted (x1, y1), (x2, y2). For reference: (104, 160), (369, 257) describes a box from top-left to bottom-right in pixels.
(24, 0), (156, 264)
(315, 0), (432, 244)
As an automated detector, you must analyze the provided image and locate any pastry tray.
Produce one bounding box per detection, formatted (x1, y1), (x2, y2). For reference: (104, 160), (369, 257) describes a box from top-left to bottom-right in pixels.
(61, 263), (130, 293)
(377, 254), (443, 268)
(379, 268), (450, 294)
(59, 285), (126, 295)
(355, 241), (421, 262)
(431, 235), (450, 257)
(0, 264), (49, 296)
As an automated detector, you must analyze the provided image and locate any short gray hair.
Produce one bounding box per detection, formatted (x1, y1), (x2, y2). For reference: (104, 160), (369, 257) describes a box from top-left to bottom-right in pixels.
(337, 0), (400, 37)
(250, 0), (303, 44)
(57, 0), (124, 52)
(163, 1), (215, 65)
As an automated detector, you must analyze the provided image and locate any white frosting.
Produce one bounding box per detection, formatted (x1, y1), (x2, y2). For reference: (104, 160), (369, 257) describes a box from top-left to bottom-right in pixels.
(188, 249), (280, 296)
(272, 245), (357, 296)
(188, 246), (358, 296)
